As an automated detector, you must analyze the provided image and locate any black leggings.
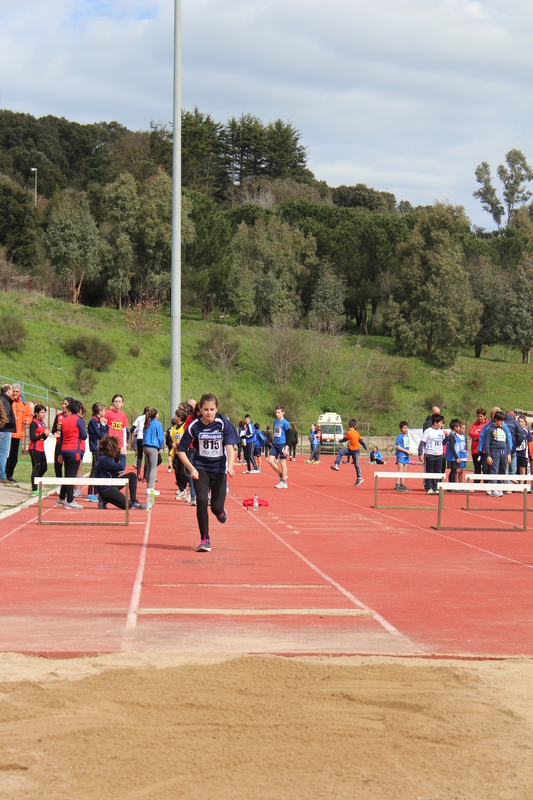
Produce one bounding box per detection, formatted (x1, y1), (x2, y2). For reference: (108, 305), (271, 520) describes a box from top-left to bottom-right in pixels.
(54, 443), (63, 479)
(136, 439), (144, 477)
(59, 458), (79, 503)
(289, 444), (296, 458)
(173, 457), (188, 491)
(30, 450), (47, 491)
(245, 442), (257, 471)
(193, 469), (227, 540)
(99, 473), (138, 509)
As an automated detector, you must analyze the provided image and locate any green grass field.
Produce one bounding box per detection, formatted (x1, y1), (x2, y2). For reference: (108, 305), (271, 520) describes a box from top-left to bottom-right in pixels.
(1, 292), (532, 434)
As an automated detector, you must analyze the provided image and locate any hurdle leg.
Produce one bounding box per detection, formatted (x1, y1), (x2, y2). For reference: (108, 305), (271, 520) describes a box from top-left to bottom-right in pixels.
(38, 482), (42, 525)
(373, 474), (378, 509)
(125, 483), (129, 526)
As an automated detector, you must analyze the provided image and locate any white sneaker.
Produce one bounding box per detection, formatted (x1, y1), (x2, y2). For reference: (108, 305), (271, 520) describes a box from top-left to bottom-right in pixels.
(55, 485), (61, 495)
(146, 488), (160, 496)
(175, 490), (186, 500)
(64, 500), (83, 510)
(55, 498), (66, 506)
(275, 481), (288, 489)
(73, 489), (82, 498)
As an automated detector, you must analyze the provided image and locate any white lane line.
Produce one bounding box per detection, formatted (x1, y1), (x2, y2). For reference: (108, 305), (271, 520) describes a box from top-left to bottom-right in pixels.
(122, 508), (152, 642)
(149, 583), (331, 589)
(232, 498), (405, 637)
(0, 506), (54, 542)
(137, 608), (371, 617)
(293, 480), (533, 571)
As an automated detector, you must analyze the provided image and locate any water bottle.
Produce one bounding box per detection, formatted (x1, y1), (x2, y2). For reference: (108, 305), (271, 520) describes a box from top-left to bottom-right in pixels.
(150, 488), (155, 507)
(146, 499), (151, 511)
(253, 493), (259, 512)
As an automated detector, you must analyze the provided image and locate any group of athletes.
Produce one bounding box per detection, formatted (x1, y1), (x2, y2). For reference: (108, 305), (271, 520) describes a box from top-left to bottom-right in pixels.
(7, 386), (532, 552)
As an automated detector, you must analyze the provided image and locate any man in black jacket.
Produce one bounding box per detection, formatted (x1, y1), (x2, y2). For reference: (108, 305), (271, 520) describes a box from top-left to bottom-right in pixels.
(422, 406), (440, 432)
(0, 384), (16, 484)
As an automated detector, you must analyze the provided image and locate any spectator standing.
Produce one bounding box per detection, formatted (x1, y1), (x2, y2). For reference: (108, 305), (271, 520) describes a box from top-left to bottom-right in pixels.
(0, 385), (16, 485)
(56, 399), (87, 509)
(5, 383), (32, 484)
(143, 408), (165, 497)
(105, 394), (129, 471)
(132, 406), (150, 480)
(288, 423), (298, 461)
(29, 404), (49, 496)
(469, 408), (487, 476)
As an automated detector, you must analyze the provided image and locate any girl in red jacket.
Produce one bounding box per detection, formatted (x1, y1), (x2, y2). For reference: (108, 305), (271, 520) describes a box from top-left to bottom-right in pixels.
(29, 404), (49, 496)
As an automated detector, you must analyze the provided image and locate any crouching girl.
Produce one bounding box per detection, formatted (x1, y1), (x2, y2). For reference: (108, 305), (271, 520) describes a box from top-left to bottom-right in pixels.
(96, 434), (145, 510)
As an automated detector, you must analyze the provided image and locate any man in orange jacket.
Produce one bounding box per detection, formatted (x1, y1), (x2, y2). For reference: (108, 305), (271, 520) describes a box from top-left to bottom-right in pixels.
(6, 383), (33, 483)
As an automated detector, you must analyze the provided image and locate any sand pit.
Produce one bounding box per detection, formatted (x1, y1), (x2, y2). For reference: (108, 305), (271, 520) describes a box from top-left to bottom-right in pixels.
(0, 653), (531, 799)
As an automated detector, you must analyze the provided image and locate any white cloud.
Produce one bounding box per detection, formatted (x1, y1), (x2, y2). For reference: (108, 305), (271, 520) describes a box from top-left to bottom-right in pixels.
(0, 0), (531, 226)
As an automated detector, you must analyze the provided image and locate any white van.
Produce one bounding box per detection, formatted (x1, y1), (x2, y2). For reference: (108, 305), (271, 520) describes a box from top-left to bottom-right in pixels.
(317, 413), (344, 452)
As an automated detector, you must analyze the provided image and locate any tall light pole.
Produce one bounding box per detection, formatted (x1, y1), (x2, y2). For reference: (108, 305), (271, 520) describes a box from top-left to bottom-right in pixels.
(170, 0), (182, 417)
(30, 167), (37, 205)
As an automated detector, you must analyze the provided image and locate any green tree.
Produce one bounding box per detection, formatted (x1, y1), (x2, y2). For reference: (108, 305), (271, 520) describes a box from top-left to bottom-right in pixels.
(474, 149), (533, 227)
(466, 257), (506, 357)
(503, 253), (533, 363)
(45, 191), (99, 303)
(383, 204), (482, 364)
(231, 215), (317, 324)
(182, 190), (232, 318)
(0, 174), (38, 266)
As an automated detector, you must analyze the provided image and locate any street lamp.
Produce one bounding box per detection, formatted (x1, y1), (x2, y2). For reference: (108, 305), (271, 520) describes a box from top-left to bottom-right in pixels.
(30, 168), (37, 206)
(170, 0), (181, 416)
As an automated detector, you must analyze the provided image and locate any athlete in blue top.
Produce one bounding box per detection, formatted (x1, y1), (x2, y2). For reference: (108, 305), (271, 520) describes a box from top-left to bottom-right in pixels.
(267, 405), (290, 488)
(243, 413), (259, 473)
(394, 421), (410, 491)
(177, 393), (239, 552)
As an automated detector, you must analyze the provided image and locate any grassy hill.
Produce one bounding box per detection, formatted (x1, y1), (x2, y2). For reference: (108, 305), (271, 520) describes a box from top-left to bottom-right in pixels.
(1, 292), (532, 434)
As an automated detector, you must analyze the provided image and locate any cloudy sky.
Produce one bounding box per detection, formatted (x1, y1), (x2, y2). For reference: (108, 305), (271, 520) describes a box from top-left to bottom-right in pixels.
(1, 0), (532, 227)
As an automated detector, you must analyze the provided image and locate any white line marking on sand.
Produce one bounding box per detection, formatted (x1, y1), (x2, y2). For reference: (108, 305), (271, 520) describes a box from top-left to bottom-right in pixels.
(234, 499), (405, 637)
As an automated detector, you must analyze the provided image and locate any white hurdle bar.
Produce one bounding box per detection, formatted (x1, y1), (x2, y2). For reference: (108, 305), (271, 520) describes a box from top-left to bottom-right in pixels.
(372, 472), (446, 509)
(464, 474), (533, 511)
(36, 477), (130, 526)
(433, 482), (528, 531)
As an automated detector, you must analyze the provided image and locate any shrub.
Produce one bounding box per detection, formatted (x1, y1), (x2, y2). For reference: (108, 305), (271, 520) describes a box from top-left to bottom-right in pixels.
(274, 386), (303, 424)
(160, 355), (171, 368)
(200, 326), (240, 385)
(424, 392), (446, 410)
(64, 333), (117, 371)
(74, 363), (98, 394)
(396, 359), (413, 386)
(0, 313), (27, 353)
(129, 343), (141, 358)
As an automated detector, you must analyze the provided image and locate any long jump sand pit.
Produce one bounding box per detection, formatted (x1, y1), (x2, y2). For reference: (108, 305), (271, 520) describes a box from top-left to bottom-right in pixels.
(0, 653), (531, 799)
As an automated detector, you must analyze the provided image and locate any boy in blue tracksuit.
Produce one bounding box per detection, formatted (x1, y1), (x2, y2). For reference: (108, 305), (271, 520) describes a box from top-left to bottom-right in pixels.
(485, 411), (512, 496)
(243, 414), (259, 473)
(253, 422), (266, 471)
(268, 405), (291, 488)
(86, 402), (108, 502)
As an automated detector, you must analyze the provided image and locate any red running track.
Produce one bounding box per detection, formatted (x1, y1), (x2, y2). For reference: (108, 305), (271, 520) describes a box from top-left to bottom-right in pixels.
(0, 458), (531, 657)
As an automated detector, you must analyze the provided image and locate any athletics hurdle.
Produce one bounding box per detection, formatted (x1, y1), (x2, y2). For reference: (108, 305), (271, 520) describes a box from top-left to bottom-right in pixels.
(462, 474), (533, 511)
(36, 477), (130, 526)
(433, 483), (528, 532)
(372, 471), (446, 510)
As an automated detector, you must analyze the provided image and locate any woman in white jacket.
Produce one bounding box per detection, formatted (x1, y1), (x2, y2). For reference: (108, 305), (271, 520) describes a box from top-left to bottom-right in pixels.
(132, 405), (150, 481)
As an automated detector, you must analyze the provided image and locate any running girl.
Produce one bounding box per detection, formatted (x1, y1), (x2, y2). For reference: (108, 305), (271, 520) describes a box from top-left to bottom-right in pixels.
(29, 404), (49, 496)
(177, 393), (239, 552)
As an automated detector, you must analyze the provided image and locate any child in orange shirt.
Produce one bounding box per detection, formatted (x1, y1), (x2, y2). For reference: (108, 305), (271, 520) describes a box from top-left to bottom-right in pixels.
(331, 418), (368, 486)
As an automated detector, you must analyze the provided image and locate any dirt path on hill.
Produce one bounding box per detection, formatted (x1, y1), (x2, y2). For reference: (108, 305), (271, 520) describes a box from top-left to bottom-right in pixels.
(0, 653), (531, 800)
